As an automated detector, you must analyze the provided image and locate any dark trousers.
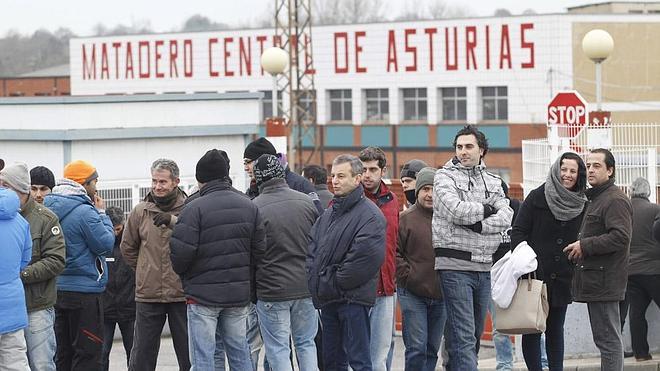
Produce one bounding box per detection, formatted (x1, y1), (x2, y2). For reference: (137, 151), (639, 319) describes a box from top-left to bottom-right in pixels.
(101, 319), (134, 371)
(522, 305), (568, 371)
(627, 274), (660, 358)
(128, 302), (190, 371)
(320, 302), (372, 371)
(54, 291), (104, 371)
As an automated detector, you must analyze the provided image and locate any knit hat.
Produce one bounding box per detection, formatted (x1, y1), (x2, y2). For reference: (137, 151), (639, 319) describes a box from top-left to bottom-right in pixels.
(400, 159), (429, 180)
(244, 137), (277, 161)
(254, 154), (285, 187)
(0, 162), (31, 194)
(415, 167), (436, 198)
(30, 166), (56, 190)
(196, 149), (229, 183)
(64, 160), (98, 185)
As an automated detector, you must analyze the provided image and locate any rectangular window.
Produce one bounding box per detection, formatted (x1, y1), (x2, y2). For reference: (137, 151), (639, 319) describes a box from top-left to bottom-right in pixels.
(440, 87), (467, 121)
(364, 88), (389, 122)
(402, 88), (427, 122)
(328, 89), (352, 122)
(480, 86), (508, 121)
(261, 90), (283, 118)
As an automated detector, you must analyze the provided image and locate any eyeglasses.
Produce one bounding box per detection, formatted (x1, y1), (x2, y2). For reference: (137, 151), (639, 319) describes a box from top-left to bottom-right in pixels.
(243, 159), (254, 166)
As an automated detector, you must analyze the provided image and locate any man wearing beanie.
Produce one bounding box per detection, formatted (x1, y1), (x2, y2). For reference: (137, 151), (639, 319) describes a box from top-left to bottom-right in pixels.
(243, 137), (323, 368)
(120, 159), (190, 371)
(171, 149), (265, 370)
(1, 163), (66, 371)
(396, 167), (445, 370)
(30, 166), (56, 204)
(252, 154), (319, 370)
(43, 160), (115, 370)
(400, 159), (429, 207)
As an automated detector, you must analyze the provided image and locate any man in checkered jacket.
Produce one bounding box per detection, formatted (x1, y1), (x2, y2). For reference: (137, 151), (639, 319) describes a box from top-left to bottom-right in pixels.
(432, 125), (513, 370)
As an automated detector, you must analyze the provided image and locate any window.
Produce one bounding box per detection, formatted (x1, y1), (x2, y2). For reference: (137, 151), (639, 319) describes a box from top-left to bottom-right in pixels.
(364, 88), (389, 122)
(480, 86), (508, 121)
(329, 89), (352, 121)
(402, 88), (427, 122)
(261, 90), (283, 118)
(440, 87), (467, 121)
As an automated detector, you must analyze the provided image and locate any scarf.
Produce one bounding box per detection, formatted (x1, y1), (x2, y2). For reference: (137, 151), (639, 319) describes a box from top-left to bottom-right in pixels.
(147, 188), (182, 212)
(544, 156), (587, 221)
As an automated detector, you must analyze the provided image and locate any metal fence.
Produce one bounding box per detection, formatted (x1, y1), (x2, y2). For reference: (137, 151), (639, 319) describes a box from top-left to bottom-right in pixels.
(522, 123), (660, 202)
(97, 177), (200, 215)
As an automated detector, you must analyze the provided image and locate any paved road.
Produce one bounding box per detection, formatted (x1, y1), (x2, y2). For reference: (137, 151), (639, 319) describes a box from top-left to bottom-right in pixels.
(108, 333), (495, 370)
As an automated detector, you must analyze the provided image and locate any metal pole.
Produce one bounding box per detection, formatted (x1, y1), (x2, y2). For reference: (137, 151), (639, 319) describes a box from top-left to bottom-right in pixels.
(271, 74), (278, 120)
(596, 61), (602, 111)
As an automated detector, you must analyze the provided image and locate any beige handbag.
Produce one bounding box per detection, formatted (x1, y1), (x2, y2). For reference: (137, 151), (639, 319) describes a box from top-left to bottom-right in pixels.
(494, 274), (549, 335)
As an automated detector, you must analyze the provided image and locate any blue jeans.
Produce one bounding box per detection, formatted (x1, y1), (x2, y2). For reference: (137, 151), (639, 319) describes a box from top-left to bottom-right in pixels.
(25, 307), (57, 371)
(398, 287), (446, 371)
(215, 325), (226, 371)
(257, 298), (318, 371)
(187, 304), (251, 370)
(369, 295), (394, 371)
(522, 305), (568, 371)
(440, 270), (491, 371)
(489, 301), (513, 371)
(321, 302), (372, 371)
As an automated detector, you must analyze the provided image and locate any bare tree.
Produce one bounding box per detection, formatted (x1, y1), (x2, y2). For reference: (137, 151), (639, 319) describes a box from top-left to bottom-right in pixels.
(522, 8), (538, 15)
(181, 15), (229, 32)
(313, 0), (386, 25)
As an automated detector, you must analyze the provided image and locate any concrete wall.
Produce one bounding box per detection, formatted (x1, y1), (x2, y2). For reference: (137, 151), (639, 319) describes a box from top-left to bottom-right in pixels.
(563, 302), (660, 356)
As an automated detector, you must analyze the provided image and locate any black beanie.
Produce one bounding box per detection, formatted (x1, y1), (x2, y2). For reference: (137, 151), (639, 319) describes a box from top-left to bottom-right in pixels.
(244, 137), (277, 161)
(196, 149), (229, 183)
(30, 166), (56, 190)
(254, 154), (285, 187)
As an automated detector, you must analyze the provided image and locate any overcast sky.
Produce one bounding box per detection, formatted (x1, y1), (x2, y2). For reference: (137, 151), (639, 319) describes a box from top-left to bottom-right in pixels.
(0, 0), (620, 36)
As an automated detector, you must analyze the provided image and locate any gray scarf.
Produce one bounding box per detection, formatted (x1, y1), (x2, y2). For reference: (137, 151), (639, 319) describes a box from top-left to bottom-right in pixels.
(544, 156), (587, 221)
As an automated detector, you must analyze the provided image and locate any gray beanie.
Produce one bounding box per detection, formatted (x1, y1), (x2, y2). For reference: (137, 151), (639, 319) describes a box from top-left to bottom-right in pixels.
(630, 177), (651, 199)
(400, 159), (429, 180)
(415, 167), (437, 198)
(0, 162), (31, 194)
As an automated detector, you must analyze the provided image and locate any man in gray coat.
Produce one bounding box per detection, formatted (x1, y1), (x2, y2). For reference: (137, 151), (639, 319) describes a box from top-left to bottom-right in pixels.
(253, 154), (319, 371)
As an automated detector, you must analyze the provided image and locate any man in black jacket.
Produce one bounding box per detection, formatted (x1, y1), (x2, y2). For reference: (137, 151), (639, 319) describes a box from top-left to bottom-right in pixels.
(170, 149), (266, 370)
(307, 154), (386, 371)
(101, 206), (135, 371)
(253, 154), (319, 371)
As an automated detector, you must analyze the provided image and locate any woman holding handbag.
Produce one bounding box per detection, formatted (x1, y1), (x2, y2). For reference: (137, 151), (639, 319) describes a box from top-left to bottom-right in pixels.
(511, 152), (587, 371)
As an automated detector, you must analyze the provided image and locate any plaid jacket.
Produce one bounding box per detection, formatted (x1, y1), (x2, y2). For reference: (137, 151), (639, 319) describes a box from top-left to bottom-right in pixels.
(432, 158), (513, 265)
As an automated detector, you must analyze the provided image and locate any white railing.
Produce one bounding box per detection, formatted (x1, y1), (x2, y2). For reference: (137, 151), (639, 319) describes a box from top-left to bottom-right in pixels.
(522, 123), (659, 202)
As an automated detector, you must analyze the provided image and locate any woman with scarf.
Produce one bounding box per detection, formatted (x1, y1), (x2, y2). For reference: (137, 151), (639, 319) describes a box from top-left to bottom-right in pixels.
(511, 152), (587, 371)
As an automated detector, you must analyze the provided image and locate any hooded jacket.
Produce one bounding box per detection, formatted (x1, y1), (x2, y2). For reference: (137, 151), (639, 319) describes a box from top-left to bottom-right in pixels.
(0, 188), (32, 334)
(120, 189), (187, 303)
(306, 185), (386, 308)
(44, 179), (114, 293)
(20, 197), (66, 312)
(432, 158), (513, 267)
(364, 181), (399, 296)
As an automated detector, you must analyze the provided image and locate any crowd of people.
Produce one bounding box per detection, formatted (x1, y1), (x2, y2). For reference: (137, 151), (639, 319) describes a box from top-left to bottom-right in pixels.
(0, 124), (659, 371)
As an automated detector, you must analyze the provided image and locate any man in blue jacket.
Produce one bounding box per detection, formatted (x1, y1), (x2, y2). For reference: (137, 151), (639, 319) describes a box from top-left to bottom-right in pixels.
(0, 186), (32, 370)
(44, 160), (115, 370)
(307, 154), (386, 371)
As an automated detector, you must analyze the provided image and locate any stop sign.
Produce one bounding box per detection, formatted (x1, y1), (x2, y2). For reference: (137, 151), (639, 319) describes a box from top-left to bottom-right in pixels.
(547, 91), (587, 137)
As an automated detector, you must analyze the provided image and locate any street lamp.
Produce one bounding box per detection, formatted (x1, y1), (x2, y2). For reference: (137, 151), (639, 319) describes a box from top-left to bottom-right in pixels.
(582, 29), (614, 111)
(260, 47), (288, 121)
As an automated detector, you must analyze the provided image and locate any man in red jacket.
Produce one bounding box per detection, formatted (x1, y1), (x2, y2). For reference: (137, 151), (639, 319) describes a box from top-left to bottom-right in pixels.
(359, 147), (400, 371)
